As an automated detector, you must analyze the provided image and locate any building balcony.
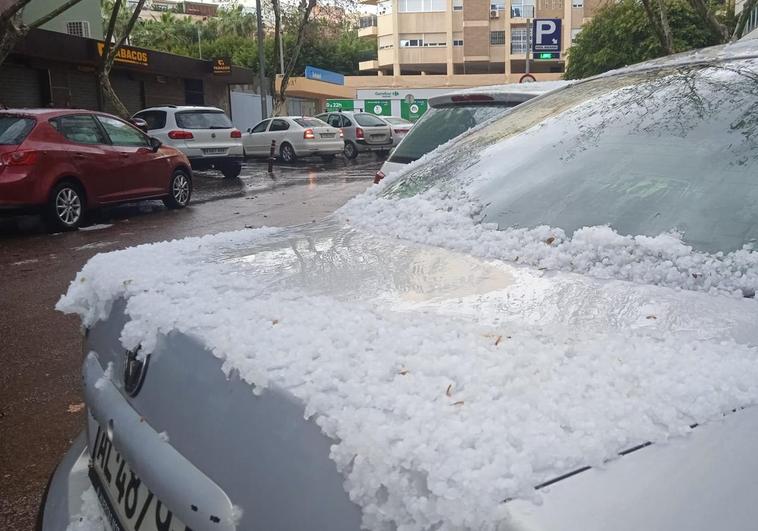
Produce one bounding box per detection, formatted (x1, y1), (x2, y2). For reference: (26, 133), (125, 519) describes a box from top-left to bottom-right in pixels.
(359, 59), (380, 71)
(358, 16), (378, 38)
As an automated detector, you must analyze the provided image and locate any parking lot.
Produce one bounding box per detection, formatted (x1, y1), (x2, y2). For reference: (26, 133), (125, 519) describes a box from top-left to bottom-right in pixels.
(0, 156), (380, 530)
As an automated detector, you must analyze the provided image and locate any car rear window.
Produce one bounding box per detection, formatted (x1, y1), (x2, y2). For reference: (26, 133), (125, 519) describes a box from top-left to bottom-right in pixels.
(355, 113), (387, 127)
(388, 104), (513, 164)
(295, 118), (328, 128)
(384, 117), (411, 125)
(0, 116), (35, 145)
(175, 110), (232, 129)
(134, 110), (166, 130)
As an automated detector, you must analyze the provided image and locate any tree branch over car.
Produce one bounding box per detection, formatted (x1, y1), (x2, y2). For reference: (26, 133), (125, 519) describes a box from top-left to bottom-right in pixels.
(98, 0), (147, 118)
(0, 0), (86, 66)
(272, 0), (318, 115)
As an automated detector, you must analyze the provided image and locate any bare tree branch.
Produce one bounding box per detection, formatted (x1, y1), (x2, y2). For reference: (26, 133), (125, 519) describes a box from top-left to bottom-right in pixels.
(29, 0), (86, 28)
(733, 0), (758, 41)
(277, 0), (316, 110)
(0, 0), (34, 23)
(98, 0), (147, 118)
(102, 0), (122, 61)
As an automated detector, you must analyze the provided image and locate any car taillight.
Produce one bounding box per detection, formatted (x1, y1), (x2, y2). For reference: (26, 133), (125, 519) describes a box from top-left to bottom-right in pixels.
(230, 129), (242, 138)
(1, 150), (38, 166)
(339, 129), (344, 138)
(373, 170), (385, 184)
(168, 130), (194, 140)
(394, 129), (406, 134)
(355, 127), (364, 139)
(303, 128), (315, 140)
(450, 94), (495, 103)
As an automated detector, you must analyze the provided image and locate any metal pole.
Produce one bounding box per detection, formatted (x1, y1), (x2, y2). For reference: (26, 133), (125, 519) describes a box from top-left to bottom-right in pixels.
(525, 18), (530, 75)
(278, 28), (285, 74)
(197, 25), (202, 59)
(255, 0), (268, 118)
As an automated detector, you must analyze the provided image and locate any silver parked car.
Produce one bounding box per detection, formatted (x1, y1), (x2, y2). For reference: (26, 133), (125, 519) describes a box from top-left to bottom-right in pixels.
(43, 41), (758, 531)
(379, 116), (413, 146)
(375, 81), (569, 182)
(315, 110), (392, 159)
(242, 116), (344, 162)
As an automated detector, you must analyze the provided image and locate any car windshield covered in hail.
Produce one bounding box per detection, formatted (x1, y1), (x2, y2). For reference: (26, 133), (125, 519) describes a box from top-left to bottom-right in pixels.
(384, 58), (758, 255)
(46, 42), (758, 531)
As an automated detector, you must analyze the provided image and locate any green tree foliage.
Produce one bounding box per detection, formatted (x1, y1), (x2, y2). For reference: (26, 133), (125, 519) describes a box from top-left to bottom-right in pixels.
(565, 0), (726, 79)
(125, 3), (375, 76)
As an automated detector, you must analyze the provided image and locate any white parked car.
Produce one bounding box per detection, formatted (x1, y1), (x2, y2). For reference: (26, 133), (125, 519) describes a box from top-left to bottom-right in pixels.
(375, 81), (570, 182)
(132, 106), (244, 179)
(242, 116), (344, 162)
(315, 111), (393, 159)
(380, 116), (413, 146)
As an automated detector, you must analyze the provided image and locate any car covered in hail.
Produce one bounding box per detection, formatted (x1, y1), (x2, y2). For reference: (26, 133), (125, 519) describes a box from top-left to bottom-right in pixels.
(44, 40), (758, 531)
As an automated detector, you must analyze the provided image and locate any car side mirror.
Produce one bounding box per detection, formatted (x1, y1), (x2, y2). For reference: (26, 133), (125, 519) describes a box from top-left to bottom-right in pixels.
(149, 137), (162, 152)
(130, 118), (149, 133)
(247, 128), (252, 133)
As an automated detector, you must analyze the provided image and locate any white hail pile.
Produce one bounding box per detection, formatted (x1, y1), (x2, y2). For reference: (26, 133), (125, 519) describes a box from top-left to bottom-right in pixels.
(58, 210), (758, 530)
(340, 184), (758, 298)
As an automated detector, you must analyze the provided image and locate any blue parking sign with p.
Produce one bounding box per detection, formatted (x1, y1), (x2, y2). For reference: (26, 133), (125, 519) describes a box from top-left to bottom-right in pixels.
(533, 19), (561, 55)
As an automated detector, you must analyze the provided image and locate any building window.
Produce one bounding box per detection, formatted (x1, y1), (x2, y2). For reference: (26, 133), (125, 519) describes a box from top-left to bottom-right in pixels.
(453, 0), (463, 10)
(572, 0), (583, 6)
(65, 21), (91, 38)
(398, 0), (446, 12)
(400, 38), (424, 47)
(511, 0), (535, 17)
(539, 0), (562, 9)
(511, 27), (529, 53)
(453, 39), (464, 46)
(490, 0), (505, 11)
(490, 31), (505, 45)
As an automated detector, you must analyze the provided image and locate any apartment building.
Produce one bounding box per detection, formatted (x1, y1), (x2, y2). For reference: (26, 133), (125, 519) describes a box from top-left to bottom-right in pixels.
(358, 0), (603, 77)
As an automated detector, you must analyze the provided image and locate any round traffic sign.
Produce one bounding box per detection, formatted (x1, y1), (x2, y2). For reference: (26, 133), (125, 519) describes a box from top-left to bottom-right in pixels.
(519, 73), (536, 83)
(404, 94), (415, 104)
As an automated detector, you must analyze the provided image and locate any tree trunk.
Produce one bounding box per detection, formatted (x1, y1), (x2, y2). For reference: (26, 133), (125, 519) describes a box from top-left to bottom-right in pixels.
(277, 0), (316, 111)
(98, 0), (146, 118)
(656, 0), (674, 54)
(687, 0), (730, 42)
(271, 0), (284, 115)
(733, 0), (758, 40)
(640, 0), (673, 54)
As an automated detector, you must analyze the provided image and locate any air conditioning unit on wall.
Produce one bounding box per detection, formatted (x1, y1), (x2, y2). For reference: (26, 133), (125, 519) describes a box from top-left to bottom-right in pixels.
(490, 9), (499, 18)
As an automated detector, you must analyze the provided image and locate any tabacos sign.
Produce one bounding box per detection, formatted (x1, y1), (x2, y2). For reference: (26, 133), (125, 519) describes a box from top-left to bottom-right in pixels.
(96, 42), (149, 67)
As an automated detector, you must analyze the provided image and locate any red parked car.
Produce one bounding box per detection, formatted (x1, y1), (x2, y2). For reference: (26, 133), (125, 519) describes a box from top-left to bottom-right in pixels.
(0, 109), (193, 231)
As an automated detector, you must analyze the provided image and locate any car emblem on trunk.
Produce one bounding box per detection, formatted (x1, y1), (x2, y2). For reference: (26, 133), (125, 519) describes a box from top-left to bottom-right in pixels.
(123, 348), (149, 397)
(211, 132), (216, 138)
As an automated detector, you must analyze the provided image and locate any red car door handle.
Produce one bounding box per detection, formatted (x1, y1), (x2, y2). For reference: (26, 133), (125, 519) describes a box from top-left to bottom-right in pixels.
(73, 153), (86, 159)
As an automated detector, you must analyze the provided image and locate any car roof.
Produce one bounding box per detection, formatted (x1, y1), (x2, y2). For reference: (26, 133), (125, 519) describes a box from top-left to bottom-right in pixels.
(0, 108), (125, 119)
(138, 106), (225, 113)
(429, 80), (572, 107)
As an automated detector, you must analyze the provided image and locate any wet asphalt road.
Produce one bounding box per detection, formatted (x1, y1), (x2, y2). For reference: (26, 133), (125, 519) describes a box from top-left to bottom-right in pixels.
(0, 156), (381, 530)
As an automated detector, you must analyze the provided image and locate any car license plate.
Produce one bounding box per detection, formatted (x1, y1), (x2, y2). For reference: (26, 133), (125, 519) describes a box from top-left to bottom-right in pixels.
(90, 424), (189, 531)
(202, 148), (227, 155)
(370, 134), (386, 140)
(320, 133), (335, 138)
